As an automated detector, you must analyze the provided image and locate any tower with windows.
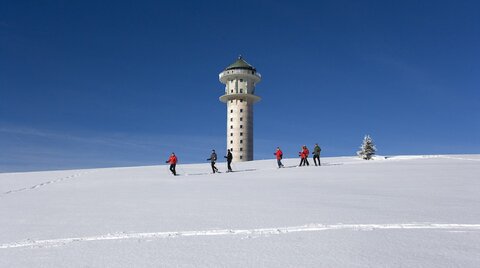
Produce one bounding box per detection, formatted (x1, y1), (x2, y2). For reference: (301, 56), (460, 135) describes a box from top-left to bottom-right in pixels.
(219, 56), (261, 161)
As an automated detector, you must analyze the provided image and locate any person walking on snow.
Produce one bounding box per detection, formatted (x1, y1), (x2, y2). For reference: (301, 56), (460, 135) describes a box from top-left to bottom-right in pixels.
(207, 149), (219, 173)
(298, 146), (305, 166)
(224, 149), (233, 172)
(274, 147), (284, 168)
(166, 152), (178, 176)
(313, 143), (321, 166)
(299, 145), (310, 166)
(303, 145), (310, 166)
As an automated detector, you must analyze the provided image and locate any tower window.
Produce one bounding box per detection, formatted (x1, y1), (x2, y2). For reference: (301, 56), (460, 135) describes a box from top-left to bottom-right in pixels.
(240, 79), (243, 82)
(240, 109), (243, 113)
(240, 89), (243, 93)
(240, 140), (243, 144)
(240, 99), (243, 103)
(240, 117), (243, 121)
(240, 125), (243, 129)
(240, 132), (243, 136)
(240, 148), (243, 151)
(231, 90), (233, 93)
(230, 133), (233, 136)
(230, 126), (233, 129)
(230, 118), (233, 122)
(230, 109), (233, 113)
(240, 155), (243, 159)
(230, 100), (233, 103)
(230, 140), (233, 144)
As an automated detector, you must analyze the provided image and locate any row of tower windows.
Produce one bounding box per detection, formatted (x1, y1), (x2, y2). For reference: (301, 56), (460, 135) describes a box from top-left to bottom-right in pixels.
(230, 109), (243, 113)
(230, 89), (244, 93)
(230, 100), (244, 103)
(230, 125), (243, 129)
(230, 132), (243, 136)
(229, 148), (244, 160)
(230, 117), (243, 122)
(230, 140), (243, 144)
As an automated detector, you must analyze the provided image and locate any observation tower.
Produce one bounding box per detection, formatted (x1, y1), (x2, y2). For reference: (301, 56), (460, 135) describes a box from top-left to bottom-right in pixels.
(219, 56), (262, 161)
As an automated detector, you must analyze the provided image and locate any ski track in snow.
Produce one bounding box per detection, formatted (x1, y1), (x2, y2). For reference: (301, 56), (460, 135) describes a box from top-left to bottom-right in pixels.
(1, 171), (92, 196)
(183, 168), (257, 176)
(1, 223), (479, 249)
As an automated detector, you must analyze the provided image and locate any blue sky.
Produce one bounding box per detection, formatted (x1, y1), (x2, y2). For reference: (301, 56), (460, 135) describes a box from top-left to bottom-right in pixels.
(1, 0), (479, 172)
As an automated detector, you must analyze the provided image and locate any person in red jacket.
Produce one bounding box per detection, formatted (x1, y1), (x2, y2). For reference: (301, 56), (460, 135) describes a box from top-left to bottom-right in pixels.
(274, 147), (284, 168)
(303, 146), (310, 166)
(299, 145), (310, 166)
(298, 146), (305, 166)
(166, 152), (178, 176)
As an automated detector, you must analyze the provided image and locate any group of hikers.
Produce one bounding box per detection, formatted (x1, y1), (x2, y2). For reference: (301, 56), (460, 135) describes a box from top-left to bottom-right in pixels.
(206, 149), (233, 174)
(275, 143), (321, 168)
(165, 144), (321, 176)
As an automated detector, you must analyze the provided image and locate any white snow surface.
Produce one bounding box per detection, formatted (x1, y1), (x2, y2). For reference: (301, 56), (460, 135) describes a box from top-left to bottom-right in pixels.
(1, 155), (479, 267)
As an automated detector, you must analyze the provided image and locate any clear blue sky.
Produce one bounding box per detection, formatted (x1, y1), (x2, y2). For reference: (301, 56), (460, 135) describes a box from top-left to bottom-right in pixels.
(1, 0), (479, 172)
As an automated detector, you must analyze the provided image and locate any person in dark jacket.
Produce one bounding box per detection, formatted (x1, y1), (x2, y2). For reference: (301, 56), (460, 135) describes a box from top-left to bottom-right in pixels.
(313, 143), (321, 166)
(224, 149), (233, 172)
(274, 147), (284, 168)
(207, 149), (219, 173)
(165, 152), (178, 176)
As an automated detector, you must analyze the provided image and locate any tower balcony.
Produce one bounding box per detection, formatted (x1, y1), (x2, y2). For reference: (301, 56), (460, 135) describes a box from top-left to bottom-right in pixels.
(219, 93), (261, 104)
(219, 69), (261, 83)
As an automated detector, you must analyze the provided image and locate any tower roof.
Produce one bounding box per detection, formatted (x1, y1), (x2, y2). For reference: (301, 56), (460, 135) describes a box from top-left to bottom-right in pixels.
(225, 56), (256, 71)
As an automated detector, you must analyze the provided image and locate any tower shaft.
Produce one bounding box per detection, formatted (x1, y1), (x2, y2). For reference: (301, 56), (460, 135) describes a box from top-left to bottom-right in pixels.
(226, 100), (253, 161)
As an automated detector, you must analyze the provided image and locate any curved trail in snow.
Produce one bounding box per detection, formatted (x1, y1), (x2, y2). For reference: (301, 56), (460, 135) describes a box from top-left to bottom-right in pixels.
(1, 171), (92, 196)
(2, 223), (479, 249)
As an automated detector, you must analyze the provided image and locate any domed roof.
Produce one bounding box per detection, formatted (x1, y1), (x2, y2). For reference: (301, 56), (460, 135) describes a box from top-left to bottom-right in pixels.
(225, 56), (256, 71)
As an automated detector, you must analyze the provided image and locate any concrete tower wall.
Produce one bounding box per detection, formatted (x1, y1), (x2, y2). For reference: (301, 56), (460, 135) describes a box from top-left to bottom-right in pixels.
(226, 99), (254, 161)
(225, 78), (256, 95)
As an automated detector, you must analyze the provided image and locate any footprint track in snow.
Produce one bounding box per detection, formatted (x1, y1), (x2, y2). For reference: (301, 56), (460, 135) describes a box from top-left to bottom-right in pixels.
(1, 171), (92, 196)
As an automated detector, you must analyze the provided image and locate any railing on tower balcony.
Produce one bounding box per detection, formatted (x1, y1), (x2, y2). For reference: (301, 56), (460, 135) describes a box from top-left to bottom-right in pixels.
(219, 69), (262, 80)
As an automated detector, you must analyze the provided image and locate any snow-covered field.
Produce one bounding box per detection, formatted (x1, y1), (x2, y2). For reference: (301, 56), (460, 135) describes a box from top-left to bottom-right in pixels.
(1, 155), (479, 267)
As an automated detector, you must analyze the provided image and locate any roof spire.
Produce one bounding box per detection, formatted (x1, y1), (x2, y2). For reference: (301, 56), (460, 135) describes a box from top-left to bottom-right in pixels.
(225, 55), (256, 71)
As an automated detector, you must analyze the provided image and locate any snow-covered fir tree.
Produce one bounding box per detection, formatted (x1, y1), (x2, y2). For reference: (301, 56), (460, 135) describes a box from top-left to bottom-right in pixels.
(357, 135), (376, 160)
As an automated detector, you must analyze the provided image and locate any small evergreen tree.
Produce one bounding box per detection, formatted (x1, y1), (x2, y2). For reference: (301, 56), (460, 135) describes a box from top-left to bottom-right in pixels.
(357, 135), (376, 160)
